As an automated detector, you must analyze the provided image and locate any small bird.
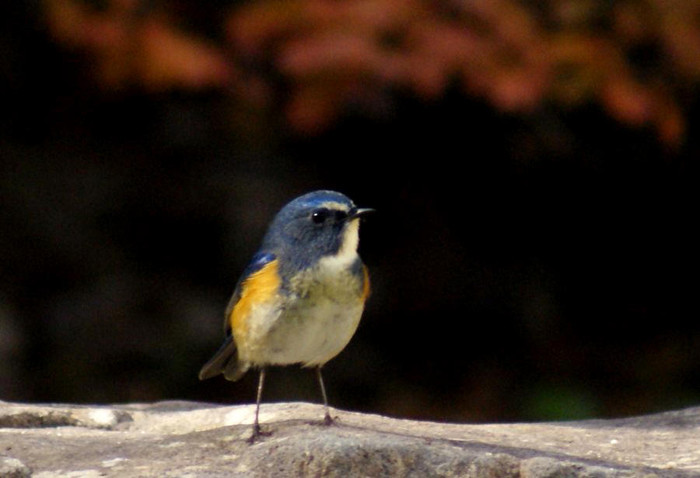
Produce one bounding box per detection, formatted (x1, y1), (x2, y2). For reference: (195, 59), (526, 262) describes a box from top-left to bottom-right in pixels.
(199, 190), (373, 441)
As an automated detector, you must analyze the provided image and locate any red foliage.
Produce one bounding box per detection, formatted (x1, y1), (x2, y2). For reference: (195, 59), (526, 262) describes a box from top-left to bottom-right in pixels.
(44, 0), (231, 91)
(43, 0), (700, 146)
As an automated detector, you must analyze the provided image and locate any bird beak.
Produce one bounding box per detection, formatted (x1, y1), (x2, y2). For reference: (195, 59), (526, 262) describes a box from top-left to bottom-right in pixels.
(348, 207), (375, 220)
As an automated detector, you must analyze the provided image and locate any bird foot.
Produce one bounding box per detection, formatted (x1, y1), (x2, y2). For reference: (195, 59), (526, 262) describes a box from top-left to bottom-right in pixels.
(323, 413), (336, 426)
(247, 423), (272, 444)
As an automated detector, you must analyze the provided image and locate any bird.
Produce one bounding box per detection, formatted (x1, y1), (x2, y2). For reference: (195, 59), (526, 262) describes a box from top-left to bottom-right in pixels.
(198, 190), (373, 441)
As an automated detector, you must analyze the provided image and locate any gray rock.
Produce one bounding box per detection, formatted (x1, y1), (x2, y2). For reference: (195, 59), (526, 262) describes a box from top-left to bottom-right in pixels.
(0, 400), (698, 477)
(0, 456), (31, 478)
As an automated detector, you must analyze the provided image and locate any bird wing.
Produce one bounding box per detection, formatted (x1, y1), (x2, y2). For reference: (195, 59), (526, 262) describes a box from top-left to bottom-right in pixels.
(198, 252), (277, 381)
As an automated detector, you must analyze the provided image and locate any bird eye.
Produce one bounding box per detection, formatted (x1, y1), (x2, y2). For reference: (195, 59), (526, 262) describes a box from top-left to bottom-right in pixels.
(311, 209), (329, 224)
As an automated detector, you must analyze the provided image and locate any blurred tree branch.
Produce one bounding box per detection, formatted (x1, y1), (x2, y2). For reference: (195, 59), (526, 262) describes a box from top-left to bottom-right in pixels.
(43, 0), (700, 146)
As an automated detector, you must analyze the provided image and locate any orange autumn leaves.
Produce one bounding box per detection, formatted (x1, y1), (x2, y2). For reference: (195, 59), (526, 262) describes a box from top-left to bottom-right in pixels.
(44, 0), (231, 91)
(44, 0), (700, 146)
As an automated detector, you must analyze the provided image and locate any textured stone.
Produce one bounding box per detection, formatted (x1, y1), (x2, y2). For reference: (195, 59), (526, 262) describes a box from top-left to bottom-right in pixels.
(0, 456), (31, 478)
(0, 400), (698, 477)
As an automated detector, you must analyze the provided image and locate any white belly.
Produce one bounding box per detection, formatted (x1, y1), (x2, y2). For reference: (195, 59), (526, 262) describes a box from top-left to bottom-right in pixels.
(238, 262), (365, 367)
(264, 299), (364, 366)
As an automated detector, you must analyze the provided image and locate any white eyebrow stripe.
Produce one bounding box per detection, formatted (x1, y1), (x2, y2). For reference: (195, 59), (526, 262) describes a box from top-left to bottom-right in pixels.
(317, 201), (350, 211)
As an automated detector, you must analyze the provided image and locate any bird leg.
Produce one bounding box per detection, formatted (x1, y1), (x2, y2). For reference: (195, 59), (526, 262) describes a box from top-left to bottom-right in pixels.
(248, 367), (269, 443)
(316, 366), (334, 425)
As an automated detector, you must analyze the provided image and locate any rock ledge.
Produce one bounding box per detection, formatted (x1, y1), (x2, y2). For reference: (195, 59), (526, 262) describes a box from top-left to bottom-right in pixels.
(1, 400), (698, 477)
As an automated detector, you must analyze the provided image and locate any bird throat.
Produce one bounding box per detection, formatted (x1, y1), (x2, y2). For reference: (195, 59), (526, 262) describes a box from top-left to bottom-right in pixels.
(318, 219), (360, 271)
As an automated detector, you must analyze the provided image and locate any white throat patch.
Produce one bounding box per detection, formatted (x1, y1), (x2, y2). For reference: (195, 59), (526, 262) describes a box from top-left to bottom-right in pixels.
(319, 218), (360, 270)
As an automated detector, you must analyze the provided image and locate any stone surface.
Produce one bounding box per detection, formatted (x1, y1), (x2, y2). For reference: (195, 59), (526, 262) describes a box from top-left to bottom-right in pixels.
(0, 400), (698, 477)
(0, 457), (31, 478)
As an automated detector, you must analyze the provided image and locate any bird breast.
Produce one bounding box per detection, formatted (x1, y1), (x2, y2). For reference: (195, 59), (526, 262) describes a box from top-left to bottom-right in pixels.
(242, 255), (366, 367)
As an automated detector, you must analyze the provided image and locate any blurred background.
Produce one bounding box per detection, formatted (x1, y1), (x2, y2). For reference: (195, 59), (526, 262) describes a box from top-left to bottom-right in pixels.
(1, 0), (698, 423)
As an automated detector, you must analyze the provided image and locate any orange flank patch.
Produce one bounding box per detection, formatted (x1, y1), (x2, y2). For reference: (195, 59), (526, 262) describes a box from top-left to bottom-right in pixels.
(362, 265), (371, 301)
(230, 260), (280, 339)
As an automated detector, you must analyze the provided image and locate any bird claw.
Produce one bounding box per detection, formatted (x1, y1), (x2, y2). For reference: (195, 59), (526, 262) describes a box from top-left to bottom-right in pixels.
(247, 424), (272, 444)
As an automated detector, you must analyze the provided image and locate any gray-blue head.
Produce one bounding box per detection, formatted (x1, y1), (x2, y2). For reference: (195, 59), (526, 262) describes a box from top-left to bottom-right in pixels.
(262, 190), (373, 267)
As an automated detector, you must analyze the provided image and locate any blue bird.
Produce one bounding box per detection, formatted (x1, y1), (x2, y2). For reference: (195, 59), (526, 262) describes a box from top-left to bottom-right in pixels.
(199, 190), (373, 441)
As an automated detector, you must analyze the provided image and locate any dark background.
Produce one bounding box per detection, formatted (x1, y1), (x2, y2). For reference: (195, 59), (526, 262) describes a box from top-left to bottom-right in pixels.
(1, 1), (698, 423)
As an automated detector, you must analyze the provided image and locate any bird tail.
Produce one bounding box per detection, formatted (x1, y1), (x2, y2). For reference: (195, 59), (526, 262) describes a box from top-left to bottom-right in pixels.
(198, 335), (249, 381)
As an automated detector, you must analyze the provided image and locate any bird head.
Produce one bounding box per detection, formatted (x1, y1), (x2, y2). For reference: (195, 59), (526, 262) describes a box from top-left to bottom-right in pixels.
(263, 190), (373, 267)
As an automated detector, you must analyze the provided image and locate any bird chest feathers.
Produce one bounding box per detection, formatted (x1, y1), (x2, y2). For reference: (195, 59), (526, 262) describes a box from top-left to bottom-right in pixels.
(290, 254), (365, 305)
(246, 258), (365, 366)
